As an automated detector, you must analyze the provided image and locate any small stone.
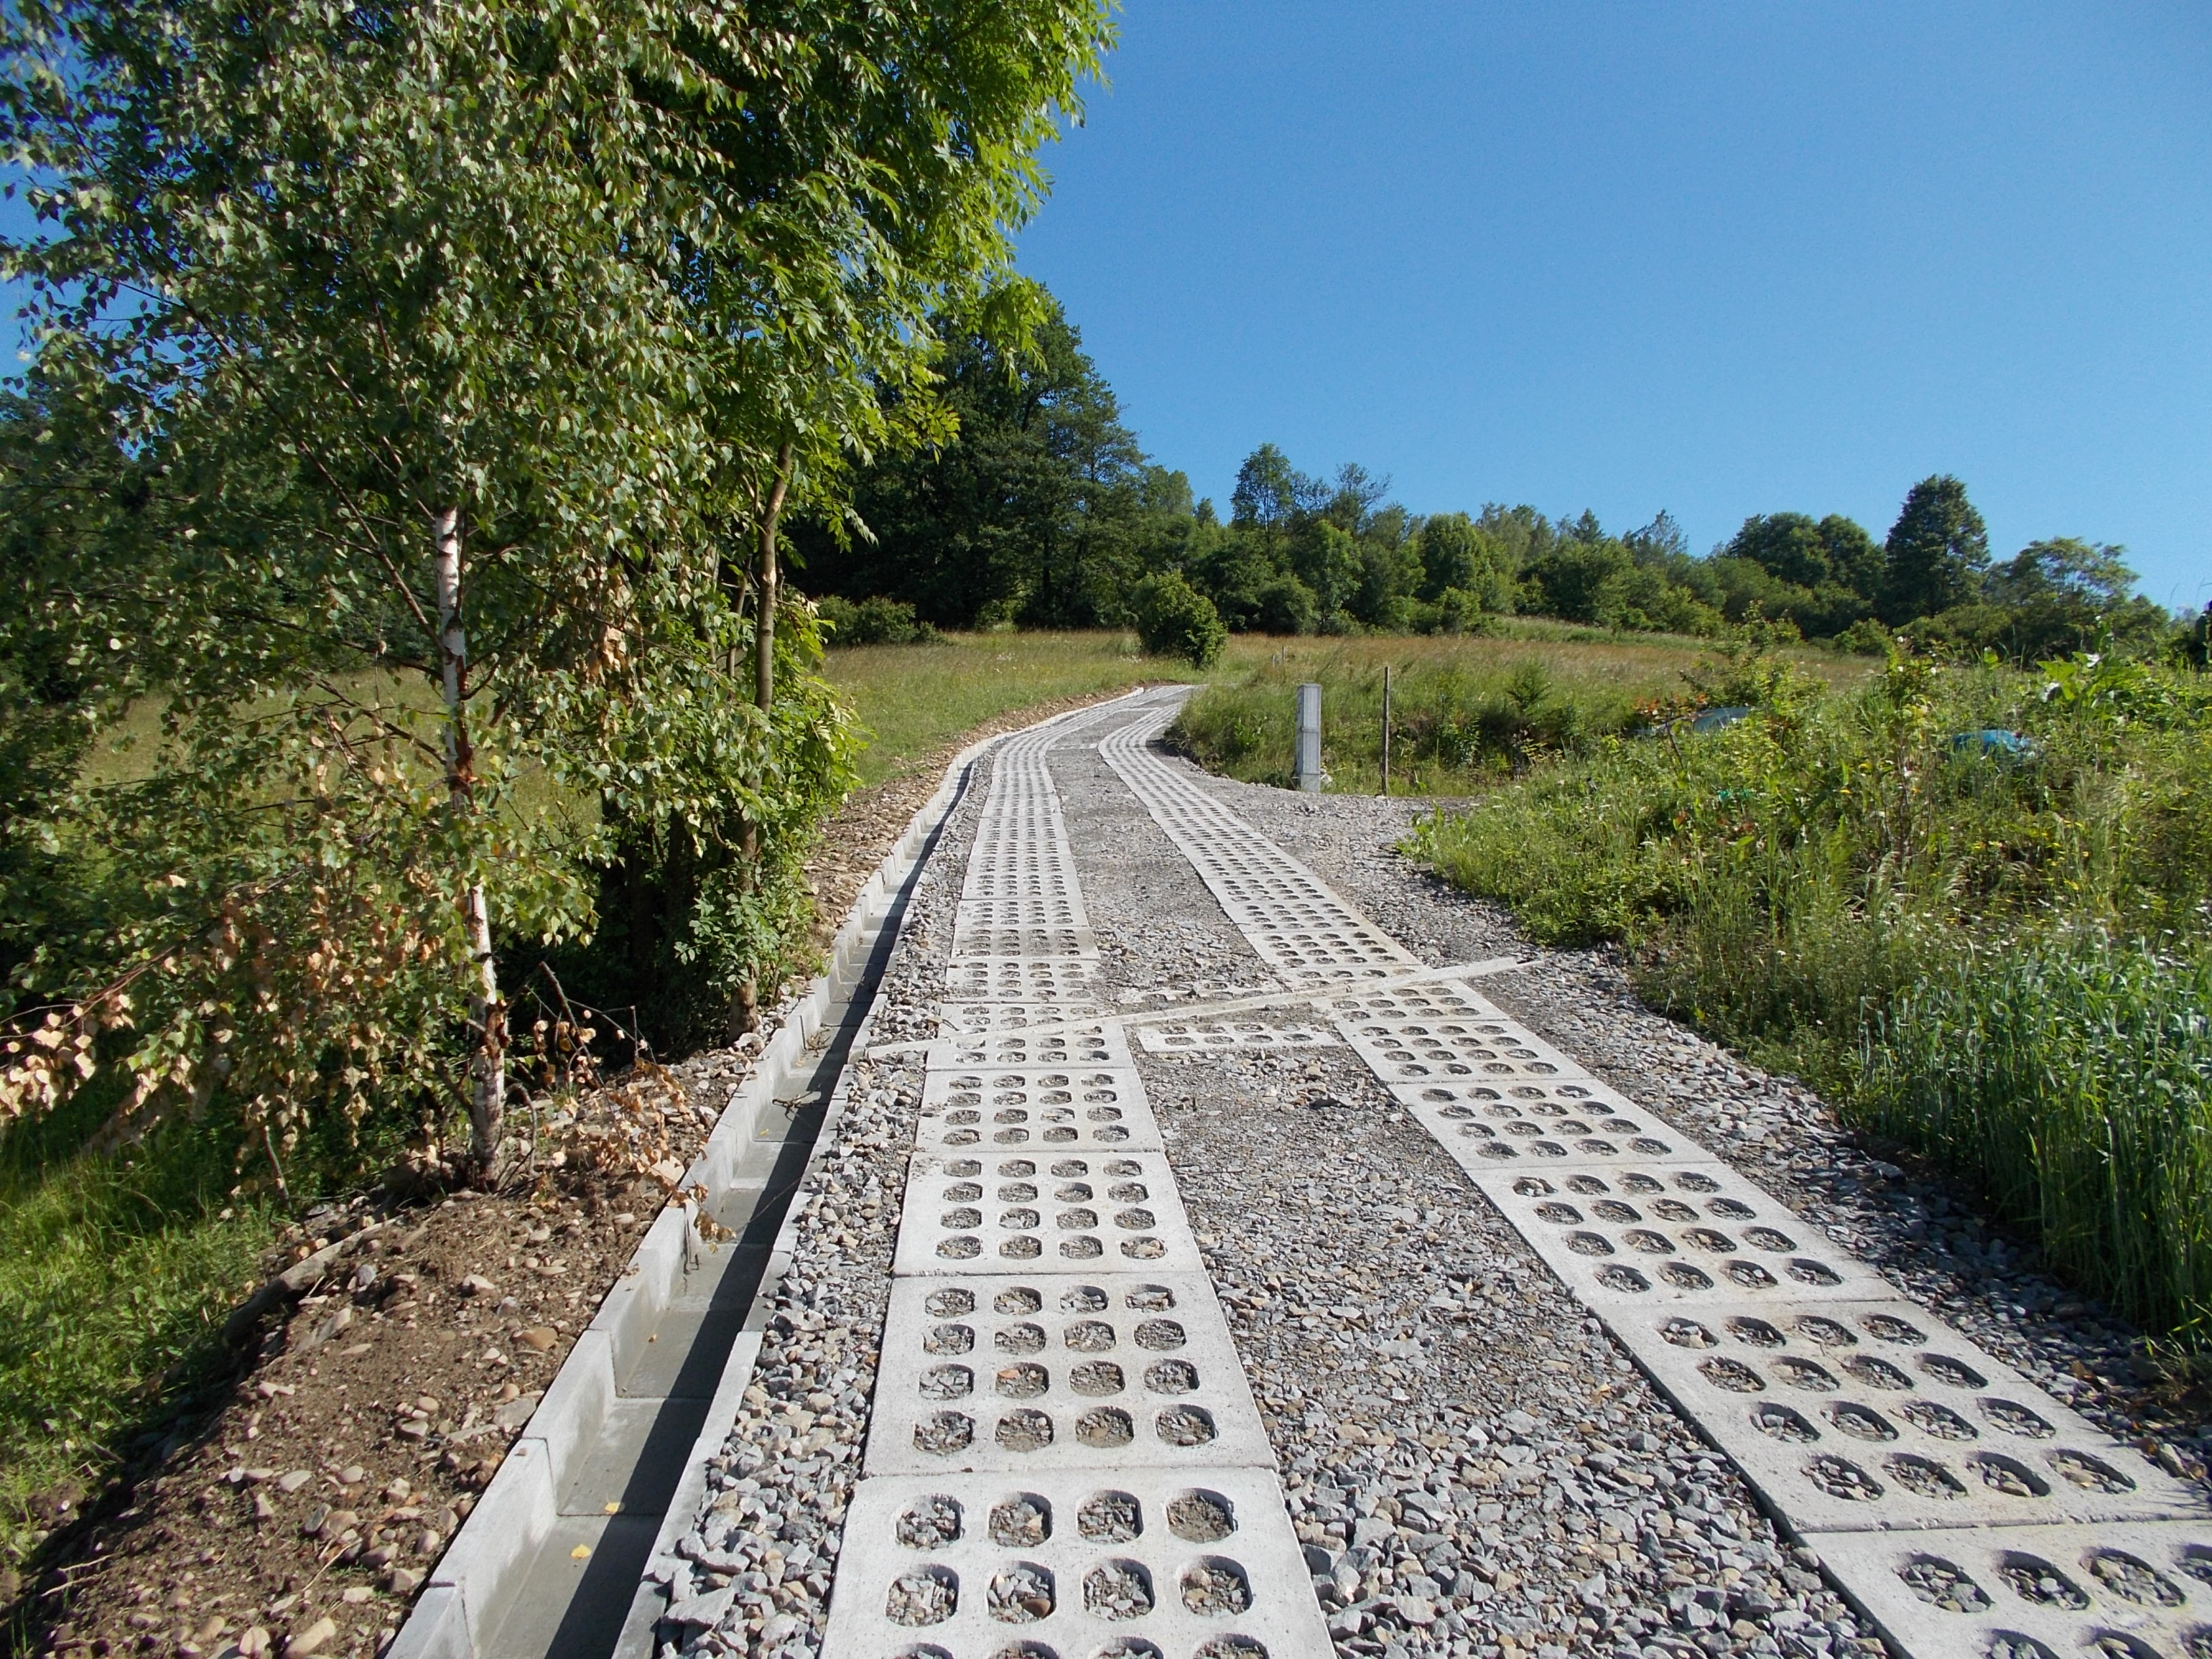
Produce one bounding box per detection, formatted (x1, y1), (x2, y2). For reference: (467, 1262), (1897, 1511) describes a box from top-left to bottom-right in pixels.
(237, 1626), (270, 1658)
(340, 1588), (372, 1604)
(282, 1616), (337, 1658)
(516, 1327), (556, 1351)
(459, 1274), (497, 1297)
(337, 1466), (365, 1487)
(278, 1470), (313, 1494)
(386, 1567), (424, 1595)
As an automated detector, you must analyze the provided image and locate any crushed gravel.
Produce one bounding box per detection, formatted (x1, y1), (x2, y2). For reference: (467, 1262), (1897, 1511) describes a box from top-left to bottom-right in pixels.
(660, 708), (2209, 1659)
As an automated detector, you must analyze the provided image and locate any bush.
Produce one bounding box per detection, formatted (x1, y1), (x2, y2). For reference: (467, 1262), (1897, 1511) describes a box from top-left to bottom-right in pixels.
(817, 594), (941, 647)
(1252, 575), (1318, 636)
(1132, 573), (1226, 667)
(1412, 587), (1492, 636)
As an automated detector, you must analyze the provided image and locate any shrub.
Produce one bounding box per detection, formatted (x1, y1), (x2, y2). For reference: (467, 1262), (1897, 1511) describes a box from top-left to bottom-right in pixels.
(817, 594), (941, 647)
(1132, 573), (1226, 668)
(1252, 575), (1318, 636)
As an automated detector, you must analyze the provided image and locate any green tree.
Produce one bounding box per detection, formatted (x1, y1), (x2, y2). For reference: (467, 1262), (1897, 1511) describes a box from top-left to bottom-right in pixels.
(1229, 443), (1327, 530)
(1881, 476), (1990, 623)
(0, 0), (1109, 1165)
(797, 298), (1172, 628)
(1131, 572), (1225, 666)
(1983, 539), (2162, 661)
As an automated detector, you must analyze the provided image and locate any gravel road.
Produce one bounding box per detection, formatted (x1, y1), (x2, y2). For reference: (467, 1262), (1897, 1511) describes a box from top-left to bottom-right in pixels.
(658, 693), (2209, 1659)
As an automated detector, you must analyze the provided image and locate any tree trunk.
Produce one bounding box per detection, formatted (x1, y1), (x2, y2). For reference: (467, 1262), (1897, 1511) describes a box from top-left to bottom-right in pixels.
(434, 503), (505, 1170)
(754, 442), (795, 713)
(729, 447), (795, 1042)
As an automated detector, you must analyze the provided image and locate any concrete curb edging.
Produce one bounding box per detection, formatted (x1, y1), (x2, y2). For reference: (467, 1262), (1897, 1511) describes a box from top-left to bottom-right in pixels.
(389, 691), (1153, 1659)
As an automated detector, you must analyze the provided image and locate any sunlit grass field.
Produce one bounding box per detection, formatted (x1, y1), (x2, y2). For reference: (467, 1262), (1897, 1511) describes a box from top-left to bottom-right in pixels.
(821, 628), (1207, 785)
(1175, 626), (1875, 794)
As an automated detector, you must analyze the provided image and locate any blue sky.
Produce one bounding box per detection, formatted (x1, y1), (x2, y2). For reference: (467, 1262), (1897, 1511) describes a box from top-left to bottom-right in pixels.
(1014, 3), (2212, 609)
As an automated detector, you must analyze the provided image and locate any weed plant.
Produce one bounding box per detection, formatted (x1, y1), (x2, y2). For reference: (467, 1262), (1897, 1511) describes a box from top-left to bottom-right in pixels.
(1410, 644), (2212, 1340)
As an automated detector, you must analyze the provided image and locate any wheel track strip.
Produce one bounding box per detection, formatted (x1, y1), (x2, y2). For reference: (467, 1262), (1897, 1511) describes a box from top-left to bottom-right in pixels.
(821, 708), (1332, 1659)
(1096, 703), (2212, 1659)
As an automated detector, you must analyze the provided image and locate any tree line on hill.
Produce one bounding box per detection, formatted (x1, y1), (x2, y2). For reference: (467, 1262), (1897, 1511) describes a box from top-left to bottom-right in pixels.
(800, 297), (2202, 665)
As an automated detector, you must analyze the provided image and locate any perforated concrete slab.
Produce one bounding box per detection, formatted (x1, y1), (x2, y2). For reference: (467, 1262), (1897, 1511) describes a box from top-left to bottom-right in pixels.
(865, 1273), (1274, 1477)
(1395, 1077), (1698, 1170)
(1812, 1519), (2212, 1659)
(936, 1001), (1115, 1036)
(917, 1066), (1162, 1156)
(1472, 1163), (1893, 1307)
(1610, 1298), (2203, 1532)
(1317, 981), (1509, 1023)
(943, 958), (1104, 1006)
(950, 925), (1099, 957)
(1135, 1020), (1343, 1057)
(955, 895), (1094, 930)
(931, 1023), (1134, 1070)
(1097, 725), (1418, 984)
(1334, 1013), (1593, 1087)
(823, 1467), (1334, 1659)
(896, 1150), (1203, 1278)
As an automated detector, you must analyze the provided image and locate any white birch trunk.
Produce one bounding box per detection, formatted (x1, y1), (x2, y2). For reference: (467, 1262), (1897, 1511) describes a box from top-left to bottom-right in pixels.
(434, 504), (505, 1168)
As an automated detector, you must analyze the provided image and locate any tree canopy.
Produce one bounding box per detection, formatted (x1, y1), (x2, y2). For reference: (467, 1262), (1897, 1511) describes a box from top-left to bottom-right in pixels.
(0, 0), (1113, 1165)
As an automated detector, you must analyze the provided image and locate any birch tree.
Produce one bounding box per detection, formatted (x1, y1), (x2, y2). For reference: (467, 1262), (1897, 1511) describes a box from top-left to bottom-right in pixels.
(0, 0), (1109, 1171)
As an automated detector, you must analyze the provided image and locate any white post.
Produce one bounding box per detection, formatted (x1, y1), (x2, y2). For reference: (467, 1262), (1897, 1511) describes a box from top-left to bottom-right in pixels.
(1296, 682), (1324, 792)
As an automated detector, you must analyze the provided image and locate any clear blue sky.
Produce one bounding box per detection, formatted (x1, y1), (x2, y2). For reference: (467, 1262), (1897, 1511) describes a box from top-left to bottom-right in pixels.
(1014, 2), (2212, 610)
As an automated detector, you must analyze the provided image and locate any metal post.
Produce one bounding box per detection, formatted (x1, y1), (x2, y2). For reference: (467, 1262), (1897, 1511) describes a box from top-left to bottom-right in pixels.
(1381, 664), (1392, 797)
(1295, 682), (1324, 792)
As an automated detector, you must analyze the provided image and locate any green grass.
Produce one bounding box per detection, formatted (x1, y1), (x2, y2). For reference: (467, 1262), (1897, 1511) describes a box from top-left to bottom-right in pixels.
(1861, 931), (2212, 1340)
(1405, 647), (2212, 1341)
(823, 628), (1211, 785)
(1172, 630), (1872, 794)
(0, 1096), (275, 1569)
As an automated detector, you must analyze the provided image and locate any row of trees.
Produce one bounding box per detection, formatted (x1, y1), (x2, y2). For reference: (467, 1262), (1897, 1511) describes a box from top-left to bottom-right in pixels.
(802, 308), (2190, 663)
(0, 0), (1111, 1174)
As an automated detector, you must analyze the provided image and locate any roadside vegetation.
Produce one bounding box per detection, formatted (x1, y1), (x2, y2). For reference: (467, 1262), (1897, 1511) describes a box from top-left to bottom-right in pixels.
(1408, 636), (2212, 1345)
(823, 630), (1202, 787)
(1171, 626), (1875, 794)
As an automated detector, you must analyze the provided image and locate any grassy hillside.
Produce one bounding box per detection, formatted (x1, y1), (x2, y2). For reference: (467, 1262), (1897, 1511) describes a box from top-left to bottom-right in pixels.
(1407, 644), (2212, 1343)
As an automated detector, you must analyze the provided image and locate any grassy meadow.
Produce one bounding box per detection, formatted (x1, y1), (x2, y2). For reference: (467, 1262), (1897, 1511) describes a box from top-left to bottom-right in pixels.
(1172, 623), (1875, 794)
(822, 628), (1206, 785)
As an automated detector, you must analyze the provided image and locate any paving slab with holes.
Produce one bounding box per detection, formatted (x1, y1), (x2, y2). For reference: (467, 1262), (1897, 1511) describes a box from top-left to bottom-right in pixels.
(819, 713), (1333, 1659)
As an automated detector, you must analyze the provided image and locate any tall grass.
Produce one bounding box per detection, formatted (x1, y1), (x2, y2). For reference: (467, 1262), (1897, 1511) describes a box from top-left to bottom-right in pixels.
(1172, 632), (1870, 794)
(0, 1096), (274, 1567)
(1407, 647), (2212, 1340)
(1862, 933), (2212, 1340)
